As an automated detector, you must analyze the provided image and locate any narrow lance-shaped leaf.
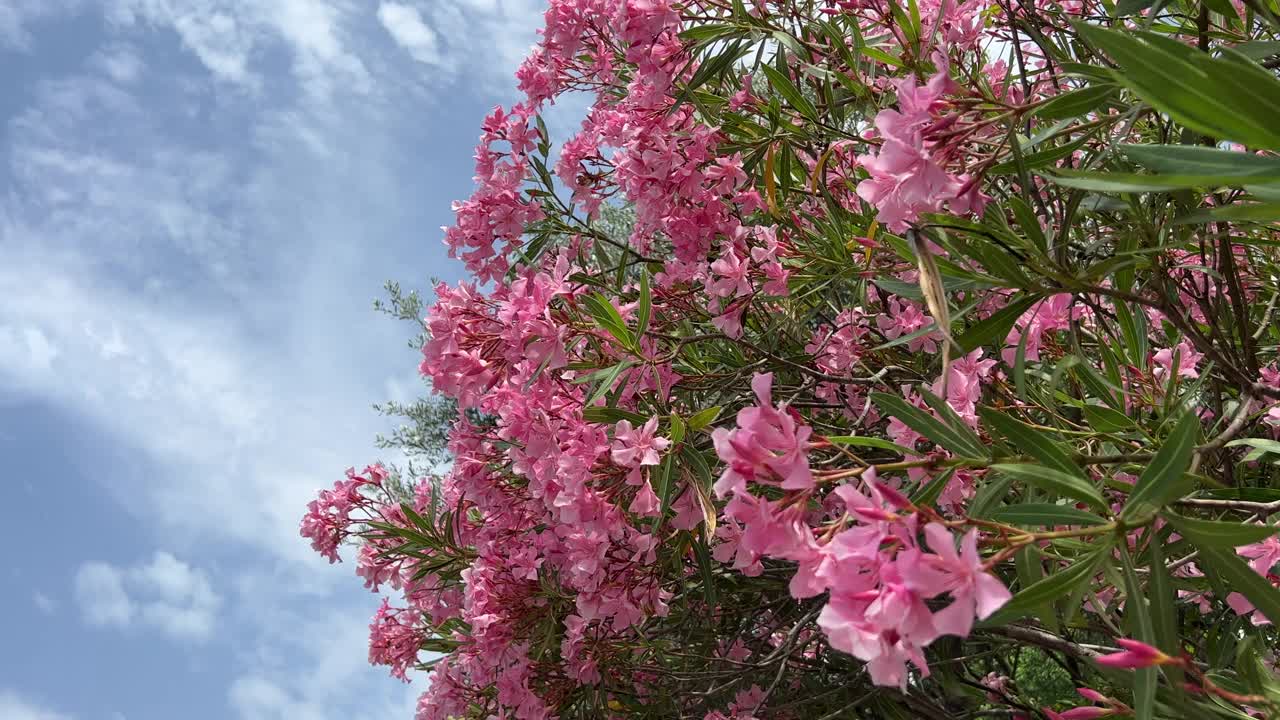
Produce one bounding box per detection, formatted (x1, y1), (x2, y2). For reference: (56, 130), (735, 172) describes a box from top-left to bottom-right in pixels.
(872, 392), (988, 458)
(955, 294), (1039, 354)
(1163, 513), (1279, 548)
(991, 463), (1108, 511)
(636, 271), (652, 340)
(979, 407), (1084, 479)
(1121, 413), (1199, 523)
(1120, 546), (1157, 720)
(982, 546), (1108, 626)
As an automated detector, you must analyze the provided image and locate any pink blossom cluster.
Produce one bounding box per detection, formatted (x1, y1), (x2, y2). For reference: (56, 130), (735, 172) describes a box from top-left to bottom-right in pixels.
(299, 464), (387, 563)
(856, 70), (991, 231)
(710, 374), (1011, 687)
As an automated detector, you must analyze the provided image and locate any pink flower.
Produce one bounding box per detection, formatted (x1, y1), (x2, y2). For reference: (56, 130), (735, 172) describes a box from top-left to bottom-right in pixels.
(1153, 338), (1203, 382)
(368, 599), (423, 682)
(1095, 638), (1170, 669)
(629, 480), (661, 516)
(611, 417), (670, 467)
(1237, 535), (1280, 576)
(1228, 591), (1274, 626)
(902, 524), (1012, 637)
(1045, 708), (1113, 720)
(853, 71), (983, 231)
(876, 298), (938, 353)
(1002, 294), (1084, 365)
(712, 373), (814, 496)
(728, 73), (755, 110)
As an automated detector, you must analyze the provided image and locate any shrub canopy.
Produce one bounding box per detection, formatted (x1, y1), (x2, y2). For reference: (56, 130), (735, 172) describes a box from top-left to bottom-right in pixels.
(301, 1), (1280, 718)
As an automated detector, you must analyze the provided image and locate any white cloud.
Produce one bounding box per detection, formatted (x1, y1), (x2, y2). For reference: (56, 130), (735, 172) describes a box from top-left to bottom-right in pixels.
(0, 691), (73, 720)
(223, 589), (422, 720)
(74, 552), (221, 641)
(0, 326), (59, 380)
(106, 0), (370, 100)
(33, 590), (56, 615)
(377, 3), (441, 66)
(74, 562), (134, 629)
(0, 0), (84, 50)
(269, 0), (370, 99)
(94, 44), (145, 84)
(132, 552), (223, 640)
(229, 677), (327, 720)
(377, 0), (543, 87)
(107, 1), (258, 87)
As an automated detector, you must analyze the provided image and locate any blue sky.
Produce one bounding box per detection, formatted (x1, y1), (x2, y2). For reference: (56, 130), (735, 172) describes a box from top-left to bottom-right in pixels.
(0, 2), (564, 718)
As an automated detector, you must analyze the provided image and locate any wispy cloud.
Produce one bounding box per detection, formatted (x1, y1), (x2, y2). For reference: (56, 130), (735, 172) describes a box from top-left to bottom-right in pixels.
(74, 562), (135, 629)
(371, 0), (542, 88)
(0, 0), (84, 50)
(0, 691), (73, 720)
(33, 591), (56, 615)
(377, 3), (441, 66)
(75, 552), (222, 642)
(104, 0), (372, 100)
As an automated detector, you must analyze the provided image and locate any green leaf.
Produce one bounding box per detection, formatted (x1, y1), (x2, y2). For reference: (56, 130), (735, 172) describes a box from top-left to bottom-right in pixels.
(1040, 169), (1280, 193)
(858, 45), (904, 67)
(1075, 24), (1280, 149)
(873, 274), (984, 301)
(691, 536), (719, 606)
(979, 408), (1082, 479)
(1234, 637), (1280, 699)
(987, 134), (1092, 176)
(1232, 40), (1280, 60)
(982, 547), (1107, 626)
(956, 295), (1039, 353)
(1013, 320), (1030, 401)
(1174, 202), (1280, 226)
(991, 463), (1108, 510)
(1201, 487), (1280, 503)
(678, 23), (743, 43)
(1194, 544), (1280, 630)
(585, 360), (634, 406)
(1034, 84), (1116, 120)
(758, 64), (819, 122)
(969, 473), (1015, 519)
(1121, 413), (1199, 523)
(872, 392), (988, 458)
(1163, 513), (1279, 548)
(1146, 529), (1184, 694)
(1113, 0), (1156, 15)
(1082, 404), (1134, 433)
(1120, 547), (1157, 720)
(668, 412), (686, 445)
(687, 406), (723, 432)
(1007, 197), (1048, 254)
(911, 467), (955, 507)
(991, 503), (1108, 527)
(1121, 144), (1280, 178)
(682, 444), (714, 494)
(582, 293), (635, 349)
(651, 454), (677, 534)
(582, 406), (648, 425)
(635, 272), (652, 340)
(673, 39), (749, 110)
(919, 390), (986, 455)
(1227, 437), (1280, 464)
(825, 435), (916, 455)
